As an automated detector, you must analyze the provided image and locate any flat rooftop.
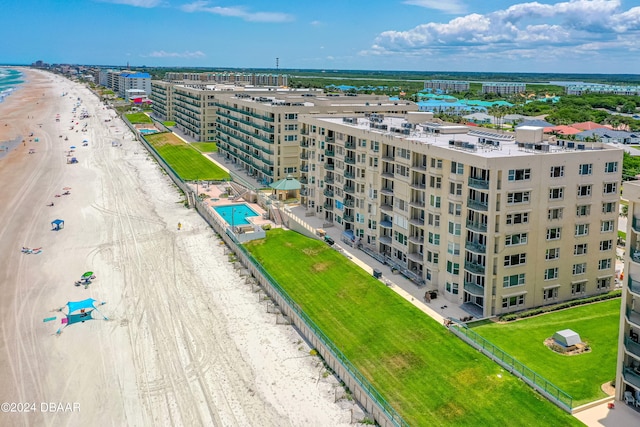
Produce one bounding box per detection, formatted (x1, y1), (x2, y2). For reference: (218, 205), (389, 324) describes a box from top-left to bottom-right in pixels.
(316, 116), (618, 159)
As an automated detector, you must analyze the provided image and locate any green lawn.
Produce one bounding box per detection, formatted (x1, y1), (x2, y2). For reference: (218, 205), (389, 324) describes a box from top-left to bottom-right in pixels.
(470, 299), (620, 405)
(191, 142), (218, 153)
(125, 112), (153, 124)
(145, 133), (229, 181)
(163, 121), (176, 127)
(245, 230), (582, 427)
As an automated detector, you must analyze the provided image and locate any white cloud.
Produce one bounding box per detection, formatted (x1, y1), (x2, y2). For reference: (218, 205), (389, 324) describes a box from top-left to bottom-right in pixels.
(144, 50), (206, 58)
(368, 0), (640, 61)
(180, 1), (293, 23)
(403, 0), (467, 14)
(98, 0), (163, 7)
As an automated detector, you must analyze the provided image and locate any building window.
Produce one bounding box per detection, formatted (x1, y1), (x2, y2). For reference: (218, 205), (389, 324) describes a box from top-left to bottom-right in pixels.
(549, 187), (564, 200)
(427, 251), (439, 264)
(604, 162), (618, 173)
(548, 208), (563, 220)
(601, 220), (614, 232)
(574, 243), (588, 255)
(507, 191), (530, 204)
(571, 282), (586, 295)
(579, 163), (593, 175)
(428, 213), (440, 227)
(575, 224), (589, 237)
(448, 221), (461, 236)
(428, 232), (440, 245)
(451, 161), (464, 174)
(504, 253), (526, 267)
(572, 263), (587, 275)
(603, 182), (617, 195)
(503, 273), (525, 287)
(550, 166), (564, 178)
(543, 287), (559, 301)
(449, 182), (463, 196)
(597, 277), (611, 290)
(430, 195), (441, 208)
(502, 294), (525, 309)
(506, 212), (529, 225)
(447, 261), (460, 275)
(505, 233), (527, 246)
(448, 202), (462, 216)
(445, 282), (459, 294)
(546, 227), (561, 240)
(431, 158), (442, 169)
(545, 248), (560, 260)
(602, 202), (616, 214)
(577, 185), (592, 197)
(430, 176), (441, 189)
(508, 168), (531, 181)
(544, 267), (559, 280)
(576, 204), (591, 217)
(600, 239), (612, 251)
(447, 242), (460, 255)
(598, 258), (612, 270)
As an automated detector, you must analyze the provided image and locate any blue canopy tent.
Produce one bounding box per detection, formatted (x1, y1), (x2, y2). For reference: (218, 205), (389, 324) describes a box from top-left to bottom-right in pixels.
(56, 298), (108, 335)
(51, 219), (64, 231)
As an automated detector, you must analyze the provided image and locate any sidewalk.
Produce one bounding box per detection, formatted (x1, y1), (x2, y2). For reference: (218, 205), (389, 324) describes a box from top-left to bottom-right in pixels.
(574, 400), (639, 426)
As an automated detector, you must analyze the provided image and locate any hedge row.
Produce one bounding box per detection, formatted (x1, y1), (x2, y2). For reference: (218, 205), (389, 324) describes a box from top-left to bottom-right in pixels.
(499, 290), (622, 322)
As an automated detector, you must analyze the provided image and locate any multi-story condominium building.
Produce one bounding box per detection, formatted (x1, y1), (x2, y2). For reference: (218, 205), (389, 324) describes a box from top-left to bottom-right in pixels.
(298, 113), (622, 318)
(214, 92), (419, 185)
(163, 71), (288, 87)
(567, 84), (640, 96)
(617, 180), (640, 409)
(424, 80), (470, 93)
(150, 80), (173, 123)
(481, 82), (526, 95)
(117, 72), (151, 99)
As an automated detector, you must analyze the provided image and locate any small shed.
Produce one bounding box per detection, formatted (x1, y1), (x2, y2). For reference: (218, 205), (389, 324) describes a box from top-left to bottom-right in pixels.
(553, 329), (582, 347)
(51, 219), (65, 231)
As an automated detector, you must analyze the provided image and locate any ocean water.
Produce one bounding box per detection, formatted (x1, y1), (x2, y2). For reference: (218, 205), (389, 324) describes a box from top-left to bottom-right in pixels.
(0, 68), (24, 102)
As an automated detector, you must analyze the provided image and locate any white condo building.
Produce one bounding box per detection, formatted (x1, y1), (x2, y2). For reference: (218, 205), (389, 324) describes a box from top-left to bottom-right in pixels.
(298, 113), (622, 318)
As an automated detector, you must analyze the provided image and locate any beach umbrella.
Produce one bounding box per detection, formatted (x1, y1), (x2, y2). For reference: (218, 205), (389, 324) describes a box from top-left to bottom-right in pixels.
(70, 146), (76, 149)
(81, 271), (94, 279)
(82, 139), (88, 142)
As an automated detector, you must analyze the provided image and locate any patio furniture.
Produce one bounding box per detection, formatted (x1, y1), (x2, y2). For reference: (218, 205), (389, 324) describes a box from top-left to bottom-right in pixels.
(624, 391), (635, 406)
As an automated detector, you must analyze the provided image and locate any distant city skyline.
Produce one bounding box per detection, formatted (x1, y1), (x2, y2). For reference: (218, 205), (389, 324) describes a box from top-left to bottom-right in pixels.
(3, 0), (640, 74)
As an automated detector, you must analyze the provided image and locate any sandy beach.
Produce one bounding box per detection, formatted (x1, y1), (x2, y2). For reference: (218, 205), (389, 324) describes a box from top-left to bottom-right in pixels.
(0, 69), (357, 426)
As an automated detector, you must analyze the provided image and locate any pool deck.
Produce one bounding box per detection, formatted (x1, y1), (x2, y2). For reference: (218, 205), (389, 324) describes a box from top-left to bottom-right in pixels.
(193, 182), (272, 229)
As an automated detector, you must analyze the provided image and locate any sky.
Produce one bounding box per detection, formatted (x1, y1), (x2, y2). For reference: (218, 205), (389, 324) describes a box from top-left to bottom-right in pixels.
(2, 0), (640, 74)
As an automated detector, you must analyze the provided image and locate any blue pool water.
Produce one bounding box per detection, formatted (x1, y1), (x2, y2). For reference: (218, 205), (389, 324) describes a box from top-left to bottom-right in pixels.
(214, 204), (259, 226)
(139, 129), (157, 134)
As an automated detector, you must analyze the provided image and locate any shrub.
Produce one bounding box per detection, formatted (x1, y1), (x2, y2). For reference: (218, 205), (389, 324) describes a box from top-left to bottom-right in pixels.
(261, 224), (272, 231)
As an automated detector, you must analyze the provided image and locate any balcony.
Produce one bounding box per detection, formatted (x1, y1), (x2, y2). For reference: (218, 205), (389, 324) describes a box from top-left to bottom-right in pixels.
(325, 149), (335, 157)
(408, 251), (424, 262)
(380, 219), (393, 229)
(325, 163), (335, 171)
(464, 282), (485, 296)
(410, 199), (425, 208)
(409, 235), (424, 244)
(466, 220), (488, 233)
(464, 261), (486, 275)
(630, 277), (640, 296)
(380, 235), (392, 245)
(343, 215), (354, 222)
(381, 187), (394, 195)
(380, 204), (393, 212)
(325, 136), (335, 143)
(324, 190), (334, 198)
(623, 367), (640, 389)
(410, 181), (426, 190)
(627, 308), (640, 328)
(323, 203), (333, 211)
(468, 177), (490, 190)
(467, 198), (488, 211)
(300, 152), (308, 160)
(343, 199), (354, 207)
(465, 241), (487, 254)
(409, 217), (425, 226)
(344, 171), (355, 179)
(343, 185), (355, 194)
(325, 176), (334, 184)
(345, 141), (356, 149)
(345, 157), (356, 165)
(625, 337), (640, 359)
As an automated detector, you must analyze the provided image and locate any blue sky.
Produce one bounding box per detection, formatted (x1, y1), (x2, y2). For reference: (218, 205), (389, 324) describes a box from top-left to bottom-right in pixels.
(3, 0), (640, 73)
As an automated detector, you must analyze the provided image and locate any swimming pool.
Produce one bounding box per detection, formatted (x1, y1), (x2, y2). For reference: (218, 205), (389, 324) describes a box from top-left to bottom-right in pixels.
(213, 204), (259, 226)
(139, 129), (157, 134)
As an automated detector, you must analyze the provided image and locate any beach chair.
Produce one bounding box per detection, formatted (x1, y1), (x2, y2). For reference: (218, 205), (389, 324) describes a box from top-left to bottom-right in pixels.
(624, 391), (635, 406)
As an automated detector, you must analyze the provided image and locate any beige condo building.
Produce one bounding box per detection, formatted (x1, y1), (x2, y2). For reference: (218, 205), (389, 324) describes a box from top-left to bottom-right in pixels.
(298, 113), (622, 318)
(617, 180), (640, 409)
